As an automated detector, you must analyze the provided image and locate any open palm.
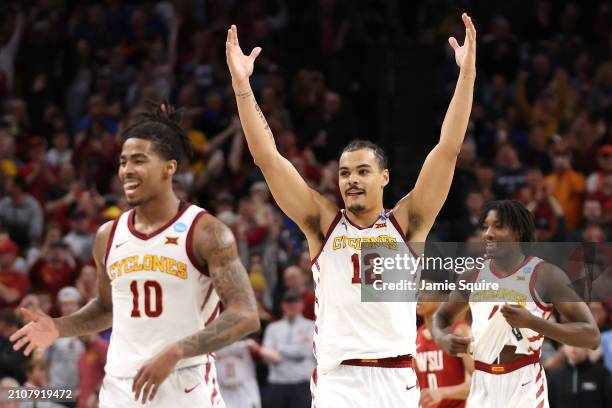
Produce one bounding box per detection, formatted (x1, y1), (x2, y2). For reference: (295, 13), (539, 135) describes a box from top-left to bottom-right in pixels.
(449, 13), (476, 72)
(10, 308), (59, 356)
(226, 25), (261, 85)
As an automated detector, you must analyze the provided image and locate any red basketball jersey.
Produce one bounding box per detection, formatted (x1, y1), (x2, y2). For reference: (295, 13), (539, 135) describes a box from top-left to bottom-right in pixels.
(415, 321), (467, 408)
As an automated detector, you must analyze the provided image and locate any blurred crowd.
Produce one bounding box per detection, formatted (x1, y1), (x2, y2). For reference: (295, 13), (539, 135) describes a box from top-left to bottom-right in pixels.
(0, 0), (610, 407)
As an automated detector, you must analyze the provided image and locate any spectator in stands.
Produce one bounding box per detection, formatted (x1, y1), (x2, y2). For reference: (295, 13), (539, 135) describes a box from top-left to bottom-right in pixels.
(47, 287), (84, 398)
(586, 145), (612, 195)
(548, 345), (612, 408)
(46, 129), (73, 167)
(29, 241), (78, 307)
(0, 376), (19, 408)
(0, 239), (29, 310)
(283, 266), (315, 321)
(64, 211), (95, 262)
(0, 309), (27, 383)
(0, 226), (26, 273)
(545, 142), (585, 231)
(0, 175), (43, 249)
(447, 189), (484, 242)
(493, 143), (526, 199)
(20, 357), (66, 408)
(76, 333), (108, 408)
(261, 292), (315, 408)
(75, 265), (96, 304)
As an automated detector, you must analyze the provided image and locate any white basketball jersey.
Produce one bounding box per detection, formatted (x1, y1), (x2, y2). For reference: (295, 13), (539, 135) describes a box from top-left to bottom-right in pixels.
(104, 203), (219, 377)
(312, 210), (419, 374)
(469, 256), (553, 364)
(216, 340), (260, 406)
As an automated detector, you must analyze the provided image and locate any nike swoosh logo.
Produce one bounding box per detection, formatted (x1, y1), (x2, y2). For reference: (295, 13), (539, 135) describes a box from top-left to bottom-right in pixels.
(406, 384), (417, 391)
(521, 380), (531, 387)
(184, 383), (201, 393)
(115, 241), (128, 248)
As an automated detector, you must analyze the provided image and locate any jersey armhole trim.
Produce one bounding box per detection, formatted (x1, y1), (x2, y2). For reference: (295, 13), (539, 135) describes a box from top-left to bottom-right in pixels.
(529, 261), (553, 312)
(388, 212), (419, 258)
(103, 215), (121, 266)
(187, 210), (210, 276)
(310, 211), (342, 266)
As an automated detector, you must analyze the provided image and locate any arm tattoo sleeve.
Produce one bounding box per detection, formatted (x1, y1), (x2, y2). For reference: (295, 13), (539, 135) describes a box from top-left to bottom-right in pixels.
(179, 220), (258, 358)
(55, 298), (113, 337)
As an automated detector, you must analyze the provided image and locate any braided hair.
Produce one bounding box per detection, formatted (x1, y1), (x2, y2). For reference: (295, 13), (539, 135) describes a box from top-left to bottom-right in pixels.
(478, 200), (536, 242)
(121, 102), (193, 163)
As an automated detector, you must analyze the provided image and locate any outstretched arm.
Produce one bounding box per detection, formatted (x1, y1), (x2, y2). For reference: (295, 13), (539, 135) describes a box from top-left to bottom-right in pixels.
(131, 215), (260, 403)
(11, 221), (114, 356)
(226, 25), (337, 247)
(501, 263), (600, 349)
(394, 14), (476, 241)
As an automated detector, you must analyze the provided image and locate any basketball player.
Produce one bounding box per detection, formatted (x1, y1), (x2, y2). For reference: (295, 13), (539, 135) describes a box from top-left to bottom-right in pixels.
(10, 104), (260, 407)
(415, 278), (473, 408)
(226, 12), (476, 407)
(432, 200), (600, 408)
(215, 339), (261, 408)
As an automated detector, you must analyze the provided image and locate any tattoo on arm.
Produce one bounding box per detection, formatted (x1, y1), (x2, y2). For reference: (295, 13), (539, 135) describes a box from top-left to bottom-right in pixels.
(236, 91), (253, 99)
(179, 219), (258, 358)
(55, 298), (112, 337)
(254, 101), (273, 140)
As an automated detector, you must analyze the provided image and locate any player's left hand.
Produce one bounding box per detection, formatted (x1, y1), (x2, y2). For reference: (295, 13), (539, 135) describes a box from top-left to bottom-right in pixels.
(501, 303), (534, 329)
(419, 388), (443, 408)
(449, 13), (476, 73)
(132, 342), (183, 404)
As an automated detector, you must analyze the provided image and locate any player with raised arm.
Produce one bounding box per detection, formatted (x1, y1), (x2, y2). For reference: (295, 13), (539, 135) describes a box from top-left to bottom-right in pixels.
(431, 200), (600, 408)
(10, 104), (260, 407)
(226, 13), (476, 407)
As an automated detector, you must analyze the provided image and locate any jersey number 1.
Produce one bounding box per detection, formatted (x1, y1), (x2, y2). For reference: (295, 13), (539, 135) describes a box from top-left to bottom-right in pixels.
(130, 280), (163, 318)
(350, 253), (381, 284)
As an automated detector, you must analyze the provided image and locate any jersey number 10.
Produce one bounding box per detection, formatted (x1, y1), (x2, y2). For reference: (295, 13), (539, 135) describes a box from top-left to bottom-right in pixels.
(130, 280), (163, 318)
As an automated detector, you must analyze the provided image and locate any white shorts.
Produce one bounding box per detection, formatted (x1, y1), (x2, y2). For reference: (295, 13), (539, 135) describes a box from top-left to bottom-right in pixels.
(310, 364), (419, 408)
(99, 363), (225, 408)
(467, 362), (548, 408)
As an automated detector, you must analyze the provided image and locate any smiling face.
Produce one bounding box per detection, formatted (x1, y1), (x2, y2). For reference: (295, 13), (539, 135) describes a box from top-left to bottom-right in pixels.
(118, 138), (176, 207)
(338, 149), (388, 215)
(480, 209), (521, 257)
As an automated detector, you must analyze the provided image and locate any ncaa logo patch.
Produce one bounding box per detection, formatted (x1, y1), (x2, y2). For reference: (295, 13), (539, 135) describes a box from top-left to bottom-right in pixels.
(174, 222), (187, 233)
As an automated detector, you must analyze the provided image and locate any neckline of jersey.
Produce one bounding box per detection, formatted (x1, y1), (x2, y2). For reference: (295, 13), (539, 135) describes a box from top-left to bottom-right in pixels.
(128, 202), (191, 240)
(489, 255), (532, 279)
(343, 209), (388, 230)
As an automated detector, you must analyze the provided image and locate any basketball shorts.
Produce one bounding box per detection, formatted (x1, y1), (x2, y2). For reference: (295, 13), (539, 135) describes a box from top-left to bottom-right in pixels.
(99, 363), (225, 408)
(310, 363), (419, 408)
(467, 359), (548, 408)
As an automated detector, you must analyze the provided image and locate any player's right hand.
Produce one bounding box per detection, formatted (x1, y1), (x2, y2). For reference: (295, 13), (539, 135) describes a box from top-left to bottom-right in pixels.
(9, 308), (59, 356)
(439, 333), (471, 356)
(225, 25), (261, 86)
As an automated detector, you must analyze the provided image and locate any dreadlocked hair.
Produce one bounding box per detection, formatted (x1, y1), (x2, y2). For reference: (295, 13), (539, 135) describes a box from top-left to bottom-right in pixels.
(121, 101), (193, 163)
(478, 200), (536, 242)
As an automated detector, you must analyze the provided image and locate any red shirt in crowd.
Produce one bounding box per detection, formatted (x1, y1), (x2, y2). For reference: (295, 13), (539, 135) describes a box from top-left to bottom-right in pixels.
(29, 259), (77, 301)
(0, 270), (29, 310)
(77, 336), (109, 408)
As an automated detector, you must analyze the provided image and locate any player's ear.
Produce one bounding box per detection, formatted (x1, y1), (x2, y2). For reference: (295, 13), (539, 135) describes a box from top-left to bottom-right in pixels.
(382, 169), (389, 189)
(164, 160), (178, 178)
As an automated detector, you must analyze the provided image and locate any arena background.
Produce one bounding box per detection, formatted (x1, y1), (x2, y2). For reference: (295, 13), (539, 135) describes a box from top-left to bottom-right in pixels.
(0, 0), (610, 407)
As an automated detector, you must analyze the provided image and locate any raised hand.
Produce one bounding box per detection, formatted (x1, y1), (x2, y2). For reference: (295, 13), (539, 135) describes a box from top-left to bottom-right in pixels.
(449, 13), (476, 73)
(10, 308), (59, 356)
(226, 25), (262, 86)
